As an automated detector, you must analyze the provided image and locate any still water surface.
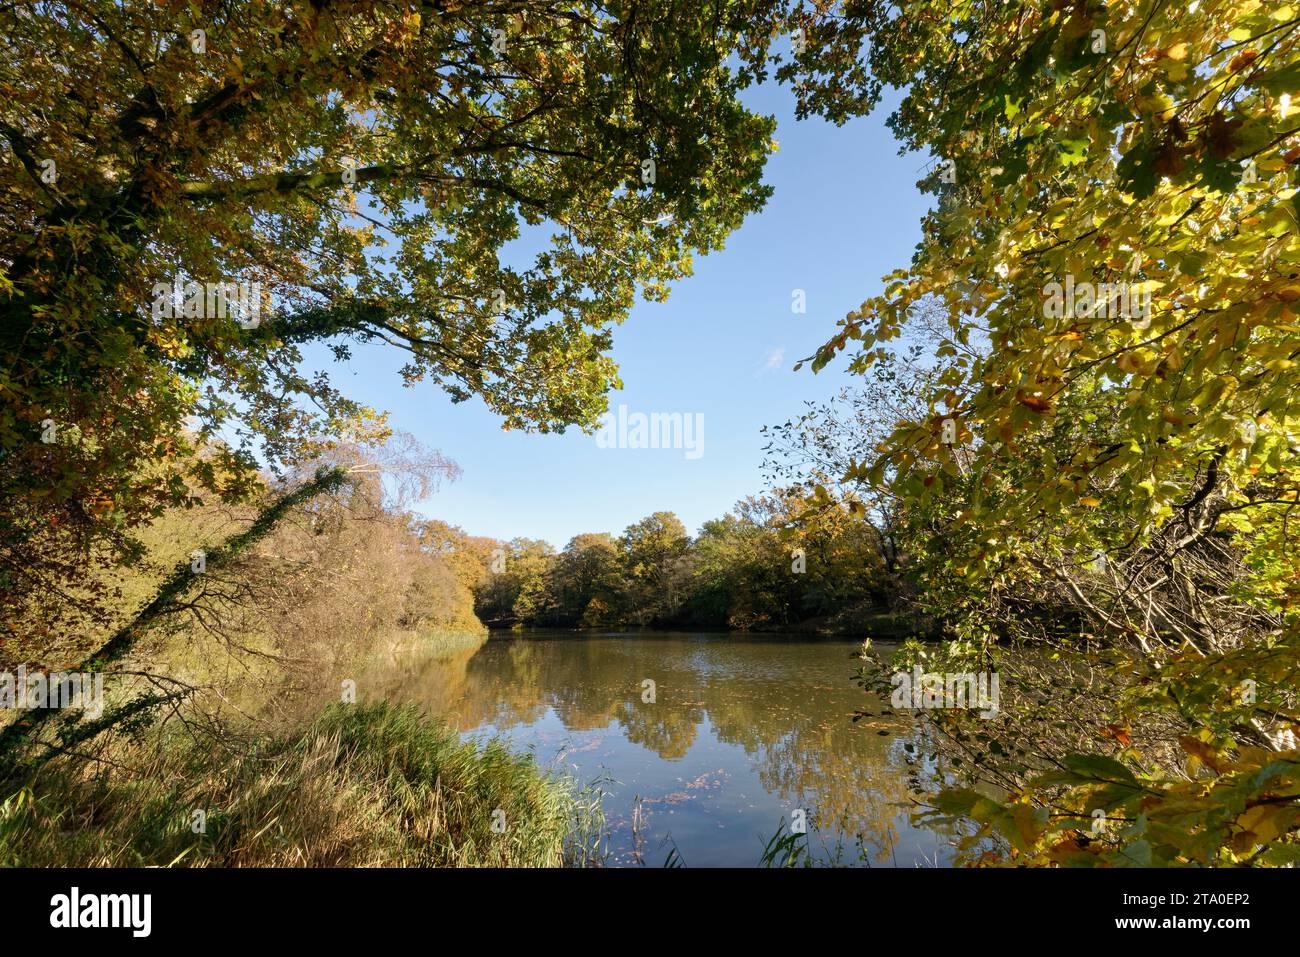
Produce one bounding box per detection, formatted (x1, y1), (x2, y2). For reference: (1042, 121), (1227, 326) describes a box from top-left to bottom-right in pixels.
(358, 630), (952, 867)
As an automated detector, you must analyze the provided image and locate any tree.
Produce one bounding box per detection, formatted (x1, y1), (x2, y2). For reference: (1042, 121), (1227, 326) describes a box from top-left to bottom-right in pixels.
(549, 532), (624, 625)
(766, 296), (973, 585)
(0, 0), (881, 625)
(474, 536), (554, 626)
(618, 511), (690, 625)
(813, 0), (1300, 865)
(689, 514), (764, 626)
(414, 518), (500, 596)
(0, 465), (349, 766)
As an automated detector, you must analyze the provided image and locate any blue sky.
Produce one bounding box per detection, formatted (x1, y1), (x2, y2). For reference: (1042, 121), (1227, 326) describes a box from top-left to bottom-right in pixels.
(304, 83), (931, 549)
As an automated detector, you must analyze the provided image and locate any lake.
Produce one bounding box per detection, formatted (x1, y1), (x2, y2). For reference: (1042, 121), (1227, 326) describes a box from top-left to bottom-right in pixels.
(355, 629), (953, 867)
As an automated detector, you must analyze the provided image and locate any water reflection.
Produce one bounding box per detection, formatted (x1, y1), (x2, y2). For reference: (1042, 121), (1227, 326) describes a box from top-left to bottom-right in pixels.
(355, 630), (954, 867)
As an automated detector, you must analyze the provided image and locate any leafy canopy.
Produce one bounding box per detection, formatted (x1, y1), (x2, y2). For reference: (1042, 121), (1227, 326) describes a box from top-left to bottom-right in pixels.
(809, 0), (1300, 865)
(0, 0), (879, 615)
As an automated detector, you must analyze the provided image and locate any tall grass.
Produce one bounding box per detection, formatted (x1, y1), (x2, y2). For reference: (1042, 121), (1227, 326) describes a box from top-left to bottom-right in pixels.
(373, 628), (488, 659)
(0, 703), (601, 867)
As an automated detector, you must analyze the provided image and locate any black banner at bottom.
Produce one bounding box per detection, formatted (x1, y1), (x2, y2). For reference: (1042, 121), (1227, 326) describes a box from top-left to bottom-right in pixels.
(0, 865), (1284, 944)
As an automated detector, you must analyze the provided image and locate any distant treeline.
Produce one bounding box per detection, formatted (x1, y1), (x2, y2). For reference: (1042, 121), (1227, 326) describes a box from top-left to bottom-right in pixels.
(419, 492), (909, 633)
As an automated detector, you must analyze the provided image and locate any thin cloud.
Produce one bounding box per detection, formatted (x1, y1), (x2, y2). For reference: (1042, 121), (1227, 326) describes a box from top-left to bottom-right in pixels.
(756, 346), (786, 377)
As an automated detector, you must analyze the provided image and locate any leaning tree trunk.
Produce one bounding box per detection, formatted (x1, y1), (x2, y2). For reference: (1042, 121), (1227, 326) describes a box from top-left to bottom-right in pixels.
(0, 467), (347, 768)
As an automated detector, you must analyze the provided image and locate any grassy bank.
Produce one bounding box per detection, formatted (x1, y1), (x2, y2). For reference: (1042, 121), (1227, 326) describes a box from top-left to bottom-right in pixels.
(0, 702), (600, 867)
(375, 628), (487, 657)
